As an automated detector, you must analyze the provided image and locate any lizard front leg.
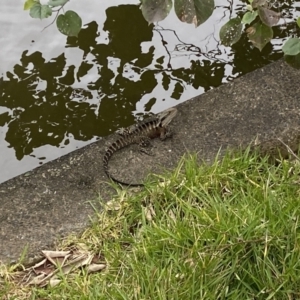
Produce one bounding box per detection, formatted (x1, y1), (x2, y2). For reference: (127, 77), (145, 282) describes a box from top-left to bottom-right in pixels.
(160, 127), (172, 140)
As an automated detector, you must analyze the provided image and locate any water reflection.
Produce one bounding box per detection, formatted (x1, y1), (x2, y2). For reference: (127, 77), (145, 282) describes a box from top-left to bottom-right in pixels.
(0, 0), (295, 183)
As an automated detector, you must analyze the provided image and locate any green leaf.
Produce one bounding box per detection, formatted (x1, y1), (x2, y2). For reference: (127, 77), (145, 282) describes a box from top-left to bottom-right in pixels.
(140, 0), (173, 23)
(174, 0), (214, 27)
(246, 4), (253, 11)
(30, 3), (52, 19)
(246, 21), (273, 51)
(193, 0), (215, 26)
(284, 53), (300, 69)
(297, 17), (300, 28)
(242, 11), (258, 25)
(282, 38), (300, 56)
(48, 0), (69, 7)
(219, 17), (243, 46)
(24, 0), (39, 10)
(257, 7), (280, 27)
(56, 10), (82, 37)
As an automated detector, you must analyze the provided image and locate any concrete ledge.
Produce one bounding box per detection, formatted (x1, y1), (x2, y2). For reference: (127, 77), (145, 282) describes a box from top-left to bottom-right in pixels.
(1, 59), (300, 263)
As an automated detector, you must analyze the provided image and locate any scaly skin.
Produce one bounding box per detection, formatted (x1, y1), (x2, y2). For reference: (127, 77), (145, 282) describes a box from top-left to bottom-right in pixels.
(103, 107), (177, 187)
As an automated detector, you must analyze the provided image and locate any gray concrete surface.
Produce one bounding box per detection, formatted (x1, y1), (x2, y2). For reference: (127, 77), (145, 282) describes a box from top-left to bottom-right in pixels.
(1, 59), (300, 264)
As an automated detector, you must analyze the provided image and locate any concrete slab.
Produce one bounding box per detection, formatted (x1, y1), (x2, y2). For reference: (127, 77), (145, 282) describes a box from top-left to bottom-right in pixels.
(1, 59), (300, 264)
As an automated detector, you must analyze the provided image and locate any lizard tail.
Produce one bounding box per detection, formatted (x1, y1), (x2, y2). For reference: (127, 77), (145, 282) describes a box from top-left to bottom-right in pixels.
(103, 149), (144, 187)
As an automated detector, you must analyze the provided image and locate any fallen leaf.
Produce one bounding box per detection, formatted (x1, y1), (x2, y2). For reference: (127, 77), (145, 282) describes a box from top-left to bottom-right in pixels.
(87, 263), (106, 274)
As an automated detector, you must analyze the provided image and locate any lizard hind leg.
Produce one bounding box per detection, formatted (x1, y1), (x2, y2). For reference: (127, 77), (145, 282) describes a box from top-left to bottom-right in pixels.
(138, 137), (154, 156)
(115, 124), (137, 136)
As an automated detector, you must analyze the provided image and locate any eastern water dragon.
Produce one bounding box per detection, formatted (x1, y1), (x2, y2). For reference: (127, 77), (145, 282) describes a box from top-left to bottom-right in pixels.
(103, 107), (178, 186)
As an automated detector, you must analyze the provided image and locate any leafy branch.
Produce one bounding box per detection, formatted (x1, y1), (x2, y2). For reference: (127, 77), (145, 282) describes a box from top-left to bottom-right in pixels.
(24, 0), (82, 37)
(219, 0), (300, 68)
(24, 0), (300, 68)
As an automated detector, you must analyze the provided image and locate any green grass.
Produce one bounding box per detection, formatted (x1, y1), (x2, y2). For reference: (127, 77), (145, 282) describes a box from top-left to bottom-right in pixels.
(2, 149), (300, 299)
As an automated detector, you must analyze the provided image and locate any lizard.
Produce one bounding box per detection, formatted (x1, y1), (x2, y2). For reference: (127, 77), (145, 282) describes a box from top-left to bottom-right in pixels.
(103, 107), (178, 187)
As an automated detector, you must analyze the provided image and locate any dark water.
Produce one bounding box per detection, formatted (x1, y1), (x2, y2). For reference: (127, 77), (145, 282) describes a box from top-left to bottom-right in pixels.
(0, 0), (298, 183)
